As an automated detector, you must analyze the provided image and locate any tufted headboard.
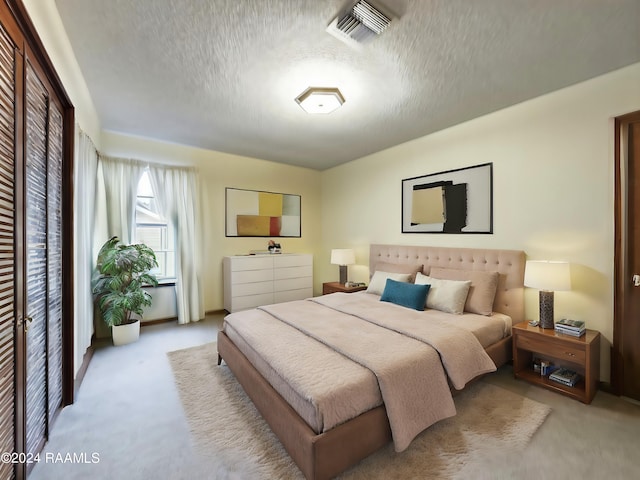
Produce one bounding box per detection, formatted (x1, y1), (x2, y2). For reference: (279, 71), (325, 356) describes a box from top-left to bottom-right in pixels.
(369, 244), (525, 324)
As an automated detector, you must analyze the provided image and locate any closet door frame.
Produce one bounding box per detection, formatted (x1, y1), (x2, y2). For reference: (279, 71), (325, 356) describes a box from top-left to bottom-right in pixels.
(8, 0), (75, 402)
(1, 1), (74, 477)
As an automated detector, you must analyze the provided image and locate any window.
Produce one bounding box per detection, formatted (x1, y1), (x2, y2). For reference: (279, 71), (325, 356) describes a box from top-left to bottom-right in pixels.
(135, 170), (175, 279)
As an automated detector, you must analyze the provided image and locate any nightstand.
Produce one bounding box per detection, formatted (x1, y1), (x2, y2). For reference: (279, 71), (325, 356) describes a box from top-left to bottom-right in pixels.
(512, 321), (600, 404)
(322, 282), (367, 295)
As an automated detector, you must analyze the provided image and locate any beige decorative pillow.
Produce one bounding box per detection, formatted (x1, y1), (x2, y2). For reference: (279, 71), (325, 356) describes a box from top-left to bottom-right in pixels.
(374, 262), (423, 283)
(429, 267), (499, 316)
(414, 272), (471, 315)
(367, 271), (412, 296)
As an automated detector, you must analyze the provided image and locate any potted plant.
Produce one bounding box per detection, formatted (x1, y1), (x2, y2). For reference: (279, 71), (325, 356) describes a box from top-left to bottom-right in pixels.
(93, 236), (159, 346)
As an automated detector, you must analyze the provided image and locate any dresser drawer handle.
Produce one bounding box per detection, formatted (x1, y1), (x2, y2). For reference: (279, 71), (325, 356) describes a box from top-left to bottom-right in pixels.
(564, 351), (576, 357)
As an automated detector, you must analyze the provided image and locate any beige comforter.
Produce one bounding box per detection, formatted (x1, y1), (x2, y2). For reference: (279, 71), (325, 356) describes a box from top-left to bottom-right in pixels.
(310, 293), (498, 389)
(255, 293), (496, 452)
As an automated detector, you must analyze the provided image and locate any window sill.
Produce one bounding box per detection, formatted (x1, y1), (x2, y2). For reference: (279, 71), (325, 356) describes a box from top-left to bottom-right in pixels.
(142, 279), (176, 288)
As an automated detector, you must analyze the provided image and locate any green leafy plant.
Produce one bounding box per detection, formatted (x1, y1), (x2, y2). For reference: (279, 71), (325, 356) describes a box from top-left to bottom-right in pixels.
(93, 236), (159, 327)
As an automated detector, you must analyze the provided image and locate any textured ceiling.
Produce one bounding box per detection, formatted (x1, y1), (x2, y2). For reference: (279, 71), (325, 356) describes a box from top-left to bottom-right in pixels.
(54, 0), (640, 170)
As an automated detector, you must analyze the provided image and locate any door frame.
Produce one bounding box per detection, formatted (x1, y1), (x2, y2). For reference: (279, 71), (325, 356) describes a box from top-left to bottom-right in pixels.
(613, 110), (640, 394)
(0, 1), (75, 477)
(7, 0), (75, 405)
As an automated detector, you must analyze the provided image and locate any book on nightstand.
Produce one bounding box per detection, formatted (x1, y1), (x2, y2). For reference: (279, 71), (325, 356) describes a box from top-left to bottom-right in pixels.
(549, 368), (581, 387)
(555, 319), (586, 337)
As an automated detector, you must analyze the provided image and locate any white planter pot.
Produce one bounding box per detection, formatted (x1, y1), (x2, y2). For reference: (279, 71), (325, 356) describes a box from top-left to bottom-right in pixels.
(112, 319), (140, 346)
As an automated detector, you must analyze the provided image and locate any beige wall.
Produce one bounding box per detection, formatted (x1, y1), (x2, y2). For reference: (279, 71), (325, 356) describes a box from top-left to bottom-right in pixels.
(100, 132), (323, 311)
(23, 0), (101, 146)
(320, 62), (640, 381)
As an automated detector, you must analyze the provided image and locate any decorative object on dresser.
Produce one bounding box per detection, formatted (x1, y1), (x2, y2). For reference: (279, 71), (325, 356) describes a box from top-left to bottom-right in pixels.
(267, 239), (281, 253)
(524, 260), (571, 329)
(512, 321), (600, 403)
(322, 281), (367, 295)
(223, 254), (313, 312)
(401, 162), (493, 234)
(330, 248), (356, 284)
(225, 187), (301, 237)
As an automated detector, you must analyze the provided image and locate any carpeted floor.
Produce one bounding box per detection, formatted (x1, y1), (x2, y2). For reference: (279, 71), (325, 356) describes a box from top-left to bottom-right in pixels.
(168, 342), (551, 479)
(28, 317), (640, 480)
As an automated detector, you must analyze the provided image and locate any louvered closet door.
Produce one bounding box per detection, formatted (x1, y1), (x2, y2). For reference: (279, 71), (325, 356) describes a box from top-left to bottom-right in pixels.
(0, 3), (73, 478)
(24, 58), (66, 460)
(25, 60), (51, 457)
(0, 23), (15, 480)
(47, 101), (64, 420)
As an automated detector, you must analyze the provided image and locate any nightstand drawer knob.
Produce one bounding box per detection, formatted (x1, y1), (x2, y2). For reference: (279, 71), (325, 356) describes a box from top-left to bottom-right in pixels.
(565, 352), (576, 357)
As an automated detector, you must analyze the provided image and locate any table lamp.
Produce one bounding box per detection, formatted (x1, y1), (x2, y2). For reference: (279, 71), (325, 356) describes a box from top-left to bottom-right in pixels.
(330, 249), (355, 285)
(524, 260), (571, 329)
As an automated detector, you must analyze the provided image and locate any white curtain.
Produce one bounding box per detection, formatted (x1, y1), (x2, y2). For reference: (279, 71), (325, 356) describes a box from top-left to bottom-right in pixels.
(94, 156), (145, 245)
(148, 165), (204, 324)
(73, 127), (99, 377)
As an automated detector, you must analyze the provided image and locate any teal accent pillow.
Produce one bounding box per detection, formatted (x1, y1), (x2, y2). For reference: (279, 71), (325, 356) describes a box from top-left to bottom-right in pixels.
(380, 278), (430, 311)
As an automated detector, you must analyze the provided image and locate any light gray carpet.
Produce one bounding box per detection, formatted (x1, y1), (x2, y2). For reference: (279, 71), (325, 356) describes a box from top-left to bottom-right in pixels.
(28, 317), (223, 480)
(168, 342), (551, 479)
(29, 318), (640, 480)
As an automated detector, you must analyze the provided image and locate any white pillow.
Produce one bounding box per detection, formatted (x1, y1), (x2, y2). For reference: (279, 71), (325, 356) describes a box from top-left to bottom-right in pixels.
(367, 271), (411, 295)
(414, 272), (471, 314)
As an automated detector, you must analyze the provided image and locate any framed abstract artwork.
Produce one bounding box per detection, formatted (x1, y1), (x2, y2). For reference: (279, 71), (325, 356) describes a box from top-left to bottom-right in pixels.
(225, 188), (301, 237)
(401, 163), (493, 234)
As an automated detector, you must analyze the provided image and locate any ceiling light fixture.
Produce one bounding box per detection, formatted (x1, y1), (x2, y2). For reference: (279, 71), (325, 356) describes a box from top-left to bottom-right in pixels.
(295, 87), (345, 114)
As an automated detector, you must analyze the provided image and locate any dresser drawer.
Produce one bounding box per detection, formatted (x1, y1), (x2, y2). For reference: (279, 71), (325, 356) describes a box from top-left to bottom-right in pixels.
(517, 334), (586, 363)
(231, 269), (273, 284)
(274, 265), (313, 280)
(231, 293), (274, 311)
(230, 256), (274, 271)
(274, 254), (312, 268)
(274, 287), (313, 304)
(275, 277), (311, 292)
(233, 281), (273, 297)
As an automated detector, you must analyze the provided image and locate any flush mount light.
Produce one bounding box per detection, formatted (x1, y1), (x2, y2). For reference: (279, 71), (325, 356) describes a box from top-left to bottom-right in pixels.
(295, 87), (345, 114)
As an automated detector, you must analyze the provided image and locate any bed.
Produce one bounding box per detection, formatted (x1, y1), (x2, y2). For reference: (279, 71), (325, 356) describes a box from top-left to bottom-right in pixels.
(217, 244), (525, 479)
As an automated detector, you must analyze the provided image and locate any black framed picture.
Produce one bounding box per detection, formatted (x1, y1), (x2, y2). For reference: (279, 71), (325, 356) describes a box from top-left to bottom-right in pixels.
(401, 163), (493, 234)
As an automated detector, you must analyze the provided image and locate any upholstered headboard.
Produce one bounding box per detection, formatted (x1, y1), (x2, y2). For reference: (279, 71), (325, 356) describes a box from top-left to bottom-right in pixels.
(369, 244), (525, 324)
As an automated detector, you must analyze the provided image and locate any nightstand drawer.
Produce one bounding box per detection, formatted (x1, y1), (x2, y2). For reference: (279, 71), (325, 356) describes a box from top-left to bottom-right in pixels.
(517, 334), (586, 363)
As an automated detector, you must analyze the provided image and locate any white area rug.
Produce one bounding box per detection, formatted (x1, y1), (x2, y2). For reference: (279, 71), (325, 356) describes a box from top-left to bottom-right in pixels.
(168, 342), (551, 479)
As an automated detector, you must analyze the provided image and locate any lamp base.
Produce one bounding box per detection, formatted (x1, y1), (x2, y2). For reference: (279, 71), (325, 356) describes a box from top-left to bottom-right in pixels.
(539, 290), (555, 329)
(339, 265), (347, 285)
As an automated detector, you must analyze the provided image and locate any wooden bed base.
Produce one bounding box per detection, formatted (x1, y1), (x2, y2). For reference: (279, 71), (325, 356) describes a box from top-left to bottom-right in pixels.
(217, 330), (512, 480)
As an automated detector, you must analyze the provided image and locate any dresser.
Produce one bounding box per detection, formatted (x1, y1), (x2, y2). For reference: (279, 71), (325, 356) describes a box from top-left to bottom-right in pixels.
(223, 254), (313, 312)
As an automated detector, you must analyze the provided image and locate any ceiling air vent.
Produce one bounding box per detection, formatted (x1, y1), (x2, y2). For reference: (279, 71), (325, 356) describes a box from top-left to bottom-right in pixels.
(326, 0), (392, 48)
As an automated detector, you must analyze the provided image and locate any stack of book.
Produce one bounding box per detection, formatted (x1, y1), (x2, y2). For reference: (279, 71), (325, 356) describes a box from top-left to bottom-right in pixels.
(549, 368), (581, 387)
(555, 318), (586, 337)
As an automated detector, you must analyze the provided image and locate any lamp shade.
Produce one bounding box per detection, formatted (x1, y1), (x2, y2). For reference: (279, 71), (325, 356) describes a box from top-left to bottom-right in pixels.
(524, 260), (571, 291)
(330, 249), (355, 266)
